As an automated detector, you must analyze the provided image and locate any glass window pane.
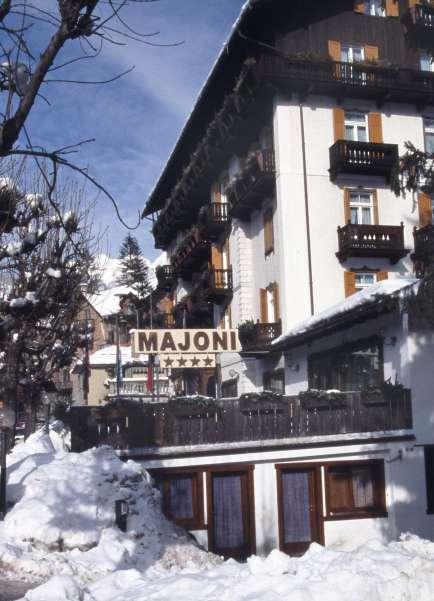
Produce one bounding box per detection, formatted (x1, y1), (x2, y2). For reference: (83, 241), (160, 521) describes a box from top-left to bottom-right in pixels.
(426, 132), (434, 155)
(353, 48), (363, 62)
(362, 207), (372, 224)
(352, 467), (375, 508)
(213, 474), (244, 549)
(281, 471), (312, 543)
(357, 126), (367, 142)
(341, 47), (350, 62)
(350, 207), (359, 224)
(345, 125), (355, 140)
(169, 476), (194, 520)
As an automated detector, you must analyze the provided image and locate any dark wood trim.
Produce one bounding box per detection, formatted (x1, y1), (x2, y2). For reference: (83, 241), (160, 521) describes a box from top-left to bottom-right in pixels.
(424, 445), (434, 514)
(206, 465), (256, 560)
(324, 458), (387, 520)
(275, 463), (324, 555)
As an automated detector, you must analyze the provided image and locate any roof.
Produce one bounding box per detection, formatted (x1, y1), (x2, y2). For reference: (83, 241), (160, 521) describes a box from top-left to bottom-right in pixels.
(89, 345), (148, 367)
(143, 0), (268, 216)
(86, 285), (136, 318)
(272, 277), (419, 351)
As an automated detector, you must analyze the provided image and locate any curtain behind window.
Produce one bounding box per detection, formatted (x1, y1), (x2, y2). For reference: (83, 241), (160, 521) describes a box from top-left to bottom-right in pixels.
(213, 474), (244, 550)
(281, 471), (312, 544)
(169, 476), (194, 520)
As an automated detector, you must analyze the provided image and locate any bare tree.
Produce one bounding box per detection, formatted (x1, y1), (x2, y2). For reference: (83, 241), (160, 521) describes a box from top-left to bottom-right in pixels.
(0, 161), (99, 431)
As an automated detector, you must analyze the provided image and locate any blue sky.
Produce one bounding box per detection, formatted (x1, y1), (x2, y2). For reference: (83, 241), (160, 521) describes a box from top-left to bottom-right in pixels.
(19, 1), (246, 260)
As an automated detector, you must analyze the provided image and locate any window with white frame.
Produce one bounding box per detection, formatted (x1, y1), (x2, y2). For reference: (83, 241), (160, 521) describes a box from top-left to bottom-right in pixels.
(345, 111), (368, 142)
(420, 53), (434, 73)
(424, 118), (434, 154)
(350, 191), (374, 225)
(341, 45), (364, 63)
(364, 0), (385, 16)
(354, 272), (376, 291)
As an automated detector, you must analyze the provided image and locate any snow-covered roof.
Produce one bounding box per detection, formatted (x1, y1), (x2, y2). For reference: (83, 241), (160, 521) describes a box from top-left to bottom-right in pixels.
(148, 252), (168, 289)
(89, 345), (148, 367)
(85, 285), (136, 318)
(143, 0), (255, 215)
(273, 277), (419, 349)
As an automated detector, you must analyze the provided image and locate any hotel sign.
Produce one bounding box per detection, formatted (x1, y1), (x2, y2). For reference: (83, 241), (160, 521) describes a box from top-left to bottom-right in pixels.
(160, 354), (216, 368)
(132, 329), (240, 355)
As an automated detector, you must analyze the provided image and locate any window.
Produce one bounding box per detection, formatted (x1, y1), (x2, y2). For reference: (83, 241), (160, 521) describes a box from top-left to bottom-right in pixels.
(326, 460), (387, 519)
(263, 369), (285, 394)
(424, 446), (434, 514)
(260, 283), (280, 323)
(364, 0), (385, 16)
(350, 191), (374, 225)
(345, 111), (368, 141)
(420, 53), (434, 73)
(355, 272), (376, 291)
(263, 208), (275, 255)
(308, 337), (383, 392)
(153, 470), (204, 529)
(221, 378), (238, 398)
(424, 118), (434, 155)
(341, 45), (364, 63)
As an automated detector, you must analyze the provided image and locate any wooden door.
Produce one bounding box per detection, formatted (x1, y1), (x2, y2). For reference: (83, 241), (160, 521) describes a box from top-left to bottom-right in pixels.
(208, 469), (255, 561)
(277, 466), (323, 556)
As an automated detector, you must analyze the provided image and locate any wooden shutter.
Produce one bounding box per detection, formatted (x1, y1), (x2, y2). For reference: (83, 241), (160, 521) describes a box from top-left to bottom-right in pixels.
(408, 0), (418, 7)
(368, 112), (383, 143)
(377, 271), (388, 281)
(372, 190), (379, 225)
(260, 288), (268, 323)
(354, 0), (365, 13)
(272, 282), (280, 321)
(263, 209), (274, 254)
(211, 244), (223, 270)
(418, 192), (433, 227)
(365, 45), (379, 61)
(333, 108), (345, 142)
(386, 0), (399, 17)
(211, 182), (221, 203)
(344, 272), (356, 297)
(328, 40), (341, 61)
(344, 189), (351, 223)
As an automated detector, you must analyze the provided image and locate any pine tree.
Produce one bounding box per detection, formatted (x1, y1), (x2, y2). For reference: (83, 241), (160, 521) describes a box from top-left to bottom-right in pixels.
(117, 234), (151, 299)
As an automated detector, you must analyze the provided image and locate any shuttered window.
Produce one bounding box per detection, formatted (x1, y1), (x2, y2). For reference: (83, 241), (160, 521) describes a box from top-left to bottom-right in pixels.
(263, 208), (275, 255)
(418, 193), (433, 227)
(333, 108), (345, 142)
(386, 0), (399, 17)
(260, 288), (268, 323)
(368, 113), (383, 143)
(211, 244), (223, 270)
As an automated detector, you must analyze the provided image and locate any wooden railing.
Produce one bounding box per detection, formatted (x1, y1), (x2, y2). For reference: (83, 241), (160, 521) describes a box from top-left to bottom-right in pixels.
(337, 223), (407, 263)
(156, 265), (177, 289)
(69, 390), (413, 454)
(413, 224), (434, 265)
(198, 202), (231, 240)
(329, 140), (398, 181)
(171, 229), (210, 276)
(411, 3), (434, 28)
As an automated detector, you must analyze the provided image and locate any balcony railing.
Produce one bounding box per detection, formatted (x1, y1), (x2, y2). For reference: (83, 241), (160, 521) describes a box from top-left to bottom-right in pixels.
(337, 223), (407, 264)
(402, 4), (434, 49)
(69, 389), (413, 454)
(198, 202), (231, 240)
(107, 379), (170, 398)
(171, 228), (210, 278)
(329, 140), (399, 181)
(226, 148), (276, 219)
(254, 53), (434, 103)
(156, 265), (177, 290)
(192, 268), (233, 303)
(412, 225), (434, 276)
(238, 320), (282, 351)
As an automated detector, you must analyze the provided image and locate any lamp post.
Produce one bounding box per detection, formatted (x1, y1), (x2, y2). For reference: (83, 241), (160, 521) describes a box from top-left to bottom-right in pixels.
(41, 382), (58, 434)
(0, 402), (15, 520)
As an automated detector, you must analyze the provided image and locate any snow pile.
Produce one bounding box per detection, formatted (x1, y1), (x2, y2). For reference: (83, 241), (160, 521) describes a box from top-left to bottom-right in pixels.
(0, 429), (219, 586)
(20, 535), (434, 601)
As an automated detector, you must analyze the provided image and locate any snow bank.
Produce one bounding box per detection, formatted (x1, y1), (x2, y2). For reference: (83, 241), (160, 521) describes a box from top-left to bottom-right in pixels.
(23, 536), (434, 601)
(0, 429), (219, 586)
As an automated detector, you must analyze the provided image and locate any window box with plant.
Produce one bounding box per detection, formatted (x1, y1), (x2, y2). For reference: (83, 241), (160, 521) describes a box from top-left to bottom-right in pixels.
(299, 389), (347, 410)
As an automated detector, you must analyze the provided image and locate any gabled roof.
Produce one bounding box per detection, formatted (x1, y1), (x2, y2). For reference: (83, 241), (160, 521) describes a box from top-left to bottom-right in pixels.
(272, 278), (419, 352)
(85, 285), (136, 318)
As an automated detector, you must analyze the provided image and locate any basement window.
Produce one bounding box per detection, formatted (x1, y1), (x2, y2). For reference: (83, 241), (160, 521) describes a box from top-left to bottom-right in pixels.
(326, 460), (387, 519)
(153, 470), (204, 529)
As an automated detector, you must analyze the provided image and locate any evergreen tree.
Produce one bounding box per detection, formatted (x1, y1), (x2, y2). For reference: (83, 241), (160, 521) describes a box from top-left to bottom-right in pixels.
(117, 234), (151, 299)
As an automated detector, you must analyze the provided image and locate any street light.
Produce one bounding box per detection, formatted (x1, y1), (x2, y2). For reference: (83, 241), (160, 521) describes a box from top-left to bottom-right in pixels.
(0, 402), (15, 520)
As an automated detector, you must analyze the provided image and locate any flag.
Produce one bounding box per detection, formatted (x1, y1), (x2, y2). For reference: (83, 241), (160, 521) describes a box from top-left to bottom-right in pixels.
(146, 358), (154, 393)
(115, 342), (123, 391)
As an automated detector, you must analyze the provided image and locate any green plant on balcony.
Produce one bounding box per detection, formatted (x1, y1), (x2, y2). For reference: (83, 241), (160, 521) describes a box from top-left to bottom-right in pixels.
(238, 319), (258, 345)
(299, 389), (347, 409)
(168, 395), (218, 417)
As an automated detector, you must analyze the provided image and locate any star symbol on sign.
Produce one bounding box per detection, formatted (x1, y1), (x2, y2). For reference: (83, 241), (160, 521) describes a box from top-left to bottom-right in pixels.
(190, 356), (200, 367)
(203, 356), (214, 367)
(178, 357), (187, 367)
(164, 357), (174, 367)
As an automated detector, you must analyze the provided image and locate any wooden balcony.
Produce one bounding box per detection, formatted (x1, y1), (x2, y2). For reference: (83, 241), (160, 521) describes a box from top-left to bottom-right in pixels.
(226, 149), (276, 219)
(337, 223), (407, 264)
(171, 229), (210, 279)
(412, 225), (434, 276)
(198, 202), (231, 240)
(238, 320), (282, 352)
(69, 389), (413, 455)
(156, 265), (177, 290)
(254, 53), (434, 105)
(172, 295), (214, 329)
(329, 140), (399, 182)
(144, 312), (176, 329)
(402, 3), (434, 49)
(192, 268), (233, 303)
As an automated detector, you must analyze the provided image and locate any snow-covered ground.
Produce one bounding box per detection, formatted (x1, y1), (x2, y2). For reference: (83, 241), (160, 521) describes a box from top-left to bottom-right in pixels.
(2, 426), (434, 601)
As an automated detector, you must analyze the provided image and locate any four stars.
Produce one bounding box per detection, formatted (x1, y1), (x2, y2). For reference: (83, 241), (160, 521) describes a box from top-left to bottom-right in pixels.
(162, 355), (215, 368)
